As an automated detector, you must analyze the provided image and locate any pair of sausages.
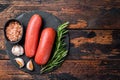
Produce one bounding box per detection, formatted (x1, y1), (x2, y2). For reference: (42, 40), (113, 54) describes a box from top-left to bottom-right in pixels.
(25, 14), (56, 65)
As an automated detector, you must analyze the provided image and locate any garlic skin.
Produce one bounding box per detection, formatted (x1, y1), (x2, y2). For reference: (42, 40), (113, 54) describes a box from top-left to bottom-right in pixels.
(26, 60), (34, 71)
(11, 45), (24, 56)
(14, 58), (24, 68)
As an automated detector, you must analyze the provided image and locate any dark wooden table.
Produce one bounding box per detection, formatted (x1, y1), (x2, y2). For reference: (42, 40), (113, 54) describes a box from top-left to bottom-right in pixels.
(0, 0), (120, 80)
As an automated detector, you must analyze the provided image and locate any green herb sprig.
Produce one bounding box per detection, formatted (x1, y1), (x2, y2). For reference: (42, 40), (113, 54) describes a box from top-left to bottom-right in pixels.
(40, 22), (69, 73)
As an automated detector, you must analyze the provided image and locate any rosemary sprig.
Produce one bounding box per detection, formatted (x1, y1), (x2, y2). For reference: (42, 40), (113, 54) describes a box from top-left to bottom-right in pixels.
(40, 22), (69, 73)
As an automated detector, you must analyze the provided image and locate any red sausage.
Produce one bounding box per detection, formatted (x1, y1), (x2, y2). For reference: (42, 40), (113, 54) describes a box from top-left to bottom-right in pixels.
(35, 28), (56, 65)
(25, 14), (42, 58)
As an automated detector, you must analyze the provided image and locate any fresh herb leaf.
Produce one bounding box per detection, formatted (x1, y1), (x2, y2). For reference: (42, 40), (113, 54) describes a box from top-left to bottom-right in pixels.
(40, 22), (69, 73)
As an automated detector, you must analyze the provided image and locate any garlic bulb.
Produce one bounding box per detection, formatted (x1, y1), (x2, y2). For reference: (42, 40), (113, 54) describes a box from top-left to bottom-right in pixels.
(14, 58), (24, 68)
(26, 60), (34, 71)
(11, 45), (24, 56)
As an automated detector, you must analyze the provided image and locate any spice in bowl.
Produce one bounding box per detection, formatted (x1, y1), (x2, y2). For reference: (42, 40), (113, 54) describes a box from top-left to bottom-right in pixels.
(5, 19), (23, 43)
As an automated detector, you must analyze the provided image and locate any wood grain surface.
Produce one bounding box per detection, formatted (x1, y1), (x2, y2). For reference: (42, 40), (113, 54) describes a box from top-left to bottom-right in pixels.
(0, 0), (120, 80)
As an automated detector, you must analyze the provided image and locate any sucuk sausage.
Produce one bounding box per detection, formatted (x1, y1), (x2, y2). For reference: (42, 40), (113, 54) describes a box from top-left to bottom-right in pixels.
(25, 14), (42, 58)
(35, 28), (56, 65)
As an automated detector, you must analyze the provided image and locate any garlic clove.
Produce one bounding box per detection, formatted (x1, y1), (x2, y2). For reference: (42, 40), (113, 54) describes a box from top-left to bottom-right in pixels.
(14, 58), (24, 68)
(26, 60), (34, 71)
(12, 45), (24, 56)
